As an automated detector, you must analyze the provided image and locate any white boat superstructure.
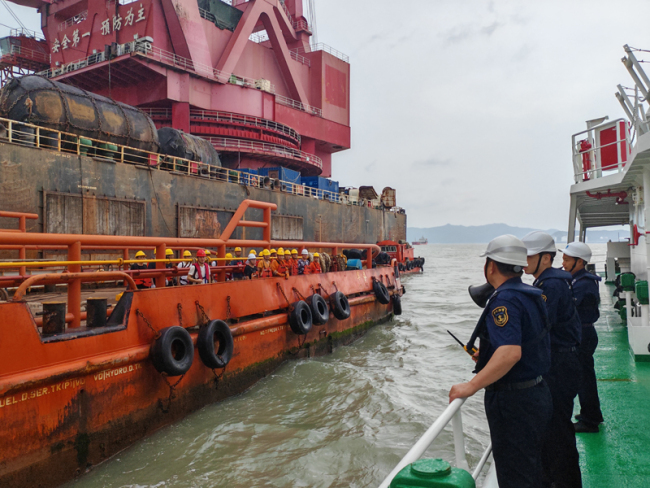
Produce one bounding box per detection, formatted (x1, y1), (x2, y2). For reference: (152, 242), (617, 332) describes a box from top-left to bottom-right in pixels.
(568, 44), (650, 361)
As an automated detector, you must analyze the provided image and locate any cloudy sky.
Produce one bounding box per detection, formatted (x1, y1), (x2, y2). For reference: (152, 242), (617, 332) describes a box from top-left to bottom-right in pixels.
(2, 1), (647, 230)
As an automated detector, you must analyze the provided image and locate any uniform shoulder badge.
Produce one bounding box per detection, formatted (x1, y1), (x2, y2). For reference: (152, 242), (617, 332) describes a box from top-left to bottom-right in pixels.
(492, 306), (509, 327)
(542, 294), (547, 302)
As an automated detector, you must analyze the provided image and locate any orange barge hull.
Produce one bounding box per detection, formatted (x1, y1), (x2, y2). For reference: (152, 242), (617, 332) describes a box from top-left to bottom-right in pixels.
(0, 268), (399, 488)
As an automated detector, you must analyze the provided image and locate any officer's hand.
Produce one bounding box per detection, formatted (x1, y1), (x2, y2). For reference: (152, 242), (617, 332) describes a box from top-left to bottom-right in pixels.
(471, 350), (479, 363)
(449, 382), (478, 403)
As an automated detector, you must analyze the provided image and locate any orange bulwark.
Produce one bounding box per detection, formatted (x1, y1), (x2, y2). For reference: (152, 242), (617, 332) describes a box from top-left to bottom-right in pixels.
(0, 199), (402, 488)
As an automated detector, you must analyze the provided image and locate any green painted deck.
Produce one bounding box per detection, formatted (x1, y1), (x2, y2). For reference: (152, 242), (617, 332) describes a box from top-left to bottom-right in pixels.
(576, 284), (650, 487)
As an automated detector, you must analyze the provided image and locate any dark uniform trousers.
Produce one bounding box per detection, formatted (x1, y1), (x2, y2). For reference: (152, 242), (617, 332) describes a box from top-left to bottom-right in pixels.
(577, 325), (603, 425)
(542, 351), (582, 488)
(485, 382), (553, 488)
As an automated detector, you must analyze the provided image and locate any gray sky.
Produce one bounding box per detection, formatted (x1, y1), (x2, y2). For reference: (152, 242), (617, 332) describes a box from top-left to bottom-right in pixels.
(2, 0), (646, 230)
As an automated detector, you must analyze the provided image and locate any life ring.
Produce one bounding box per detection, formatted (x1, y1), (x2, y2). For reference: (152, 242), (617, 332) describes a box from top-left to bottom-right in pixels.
(373, 280), (391, 305)
(330, 291), (350, 320)
(198, 319), (234, 369)
(392, 294), (402, 316)
(150, 326), (194, 376)
(250, 175), (258, 187)
(310, 294), (329, 325)
(289, 301), (312, 335)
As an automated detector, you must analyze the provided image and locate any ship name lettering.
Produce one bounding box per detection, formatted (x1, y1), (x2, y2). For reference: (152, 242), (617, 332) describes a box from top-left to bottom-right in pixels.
(93, 363), (142, 381)
(234, 335), (246, 342)
(0, 378), (85, 408)
(260, 326), (285, 336)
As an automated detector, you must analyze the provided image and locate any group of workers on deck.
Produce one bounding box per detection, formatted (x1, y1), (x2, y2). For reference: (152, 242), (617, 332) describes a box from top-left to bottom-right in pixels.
(449, 233), (602, 488)
(130, 246), (347, 288)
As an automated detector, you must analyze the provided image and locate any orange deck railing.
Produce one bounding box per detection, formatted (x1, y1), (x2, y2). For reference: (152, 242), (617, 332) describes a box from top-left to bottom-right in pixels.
(0, 199), (379, 328)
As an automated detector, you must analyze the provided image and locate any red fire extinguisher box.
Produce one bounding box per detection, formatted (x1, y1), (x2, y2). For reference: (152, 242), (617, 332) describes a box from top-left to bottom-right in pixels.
(597, 120), (628, 170)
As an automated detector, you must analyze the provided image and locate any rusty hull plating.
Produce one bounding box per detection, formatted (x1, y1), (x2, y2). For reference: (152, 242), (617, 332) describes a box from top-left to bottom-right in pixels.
(0, 202), (402, 488)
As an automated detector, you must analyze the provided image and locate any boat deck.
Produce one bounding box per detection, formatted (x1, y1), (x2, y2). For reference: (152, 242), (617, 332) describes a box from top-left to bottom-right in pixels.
(576, 282), (650, 487)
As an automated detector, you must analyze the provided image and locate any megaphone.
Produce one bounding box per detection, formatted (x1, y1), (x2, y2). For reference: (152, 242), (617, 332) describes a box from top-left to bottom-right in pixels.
(468, 282), (495, 308)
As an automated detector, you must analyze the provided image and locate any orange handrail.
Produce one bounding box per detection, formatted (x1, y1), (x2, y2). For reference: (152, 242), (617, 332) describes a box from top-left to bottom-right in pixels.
(0, 210), (39, 276)
(0, 199), (380, 328)
(13, 272), (137, 301)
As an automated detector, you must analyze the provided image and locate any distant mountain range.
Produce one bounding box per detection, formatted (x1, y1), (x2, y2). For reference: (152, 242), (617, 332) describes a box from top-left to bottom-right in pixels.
(407, 224), (629, 244)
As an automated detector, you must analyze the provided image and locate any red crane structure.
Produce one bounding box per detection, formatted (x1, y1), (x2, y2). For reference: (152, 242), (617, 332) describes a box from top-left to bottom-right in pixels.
(0, 0), (350, 176)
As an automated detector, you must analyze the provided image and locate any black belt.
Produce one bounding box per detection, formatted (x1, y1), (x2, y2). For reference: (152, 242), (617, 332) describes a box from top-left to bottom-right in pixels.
(485, 375), (543, 391)
(552, 346), (577, 353)
(582, 323), (594, 327)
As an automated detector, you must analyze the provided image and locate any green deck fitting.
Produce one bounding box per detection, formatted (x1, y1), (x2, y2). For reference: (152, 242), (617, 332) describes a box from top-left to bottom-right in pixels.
(575, 284), (650, 487)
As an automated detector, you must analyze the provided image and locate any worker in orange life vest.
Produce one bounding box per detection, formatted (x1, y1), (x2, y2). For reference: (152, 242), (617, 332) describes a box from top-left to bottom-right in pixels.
(187, 249), (211, 284)
(272, 249), (290, 278)
(130, 250), (151, 289)
(257, 249), (273, 278)
(289, 249), (300, 276)
(310, 252), (322, 274)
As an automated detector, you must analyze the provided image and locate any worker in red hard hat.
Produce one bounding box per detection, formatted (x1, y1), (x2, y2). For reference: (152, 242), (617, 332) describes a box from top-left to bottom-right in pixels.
(187, 249), (211, 284)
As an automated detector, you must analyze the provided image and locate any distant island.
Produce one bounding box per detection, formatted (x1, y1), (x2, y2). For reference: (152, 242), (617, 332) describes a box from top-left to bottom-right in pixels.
(407, 223), (629, 244)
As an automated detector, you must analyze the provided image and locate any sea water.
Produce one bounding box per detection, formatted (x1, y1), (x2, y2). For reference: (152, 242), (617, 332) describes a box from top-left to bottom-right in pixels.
(65, 243), (608, 488)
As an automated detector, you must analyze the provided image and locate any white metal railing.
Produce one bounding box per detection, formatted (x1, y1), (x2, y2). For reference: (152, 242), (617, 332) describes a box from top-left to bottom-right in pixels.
(292, 43), (350, 63)
(0, 116), (349, 204)
(6, 44), (49, 64)
(206, 136), (322, 169)
(378, 398), (494, 488)
(142, 108), (301, 144)
(290, 50), (310, 66)
(275, 94), (322, 117)
(36, 41), (320, 119)
(571, 118), (631, 183)
(58, 10), (88, 31)
(9, 27), (45, 40)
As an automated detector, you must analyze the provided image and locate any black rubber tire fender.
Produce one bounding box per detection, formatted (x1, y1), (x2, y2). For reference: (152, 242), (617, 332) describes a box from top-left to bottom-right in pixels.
(198, 319), (234, 369)
(310, 294), (329, 325)
(330, 291), (351, 320)
(289, 300), (312, 335)
(150, 326), (194, 376)
(392, 294), (402, 316)
(373, 280), (391, 305)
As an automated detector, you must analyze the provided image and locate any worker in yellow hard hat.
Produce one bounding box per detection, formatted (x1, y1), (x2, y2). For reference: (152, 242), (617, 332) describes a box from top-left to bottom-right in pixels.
(161, 249), (176, 286)
(272, 249), (289, 278)
(204, 249), (216, 267)
(178, 250), (193, 286)
(258, 249), (273, 278)
(233, 247), (244, 280)
(270, 249), (277, 259)
(225, 253), (234, 281)
(250, 249), (257, 255)
(131, 250), (151, 289)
